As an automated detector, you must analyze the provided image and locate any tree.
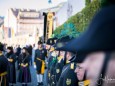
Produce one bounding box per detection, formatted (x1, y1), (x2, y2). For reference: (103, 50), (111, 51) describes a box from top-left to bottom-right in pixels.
(53, 0), (101, 37)
(86, 0), (91, 6)
(53, 23), (80, 39)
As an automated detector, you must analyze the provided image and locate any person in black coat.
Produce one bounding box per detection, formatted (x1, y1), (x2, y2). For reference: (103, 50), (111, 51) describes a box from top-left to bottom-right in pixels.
(48, 49), (58, 86)
(16, 45), (21, 70)
(54, 51), (65, 85)
(18, 47), (31, 86)
(27, 45), (33, 65)
(0, 43), (9, 86)
(45, 46), (55, 86)
(57, 52), (78, 86)
(16, 45), (21, 56)
(34, 41), (47, 86)
(6, 47), (16, 86)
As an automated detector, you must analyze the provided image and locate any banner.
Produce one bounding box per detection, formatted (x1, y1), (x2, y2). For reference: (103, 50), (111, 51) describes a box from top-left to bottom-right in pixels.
(47, 12), (54, 38)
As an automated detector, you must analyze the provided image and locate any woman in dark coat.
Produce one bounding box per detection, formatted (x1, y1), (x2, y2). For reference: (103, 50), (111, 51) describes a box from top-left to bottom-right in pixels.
(0, 43), (9, 86)
(6, 47), (16, 86)
(18, 47), (31, 86)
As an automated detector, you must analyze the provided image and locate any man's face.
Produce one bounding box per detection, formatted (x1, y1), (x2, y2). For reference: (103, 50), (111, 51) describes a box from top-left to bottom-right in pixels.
(46, 45), (50, 50)
(79, 52), (105, 86)
(22, 49), (26, 53)
(66, 52), (72, 61)
(51, 51), (57, 57)
(7, 49), (11, 53)
(75, 63), (85, 81)
(38, 44), (42, 48)
(14, 49), (17, 53)
(60, 51), (65, 57)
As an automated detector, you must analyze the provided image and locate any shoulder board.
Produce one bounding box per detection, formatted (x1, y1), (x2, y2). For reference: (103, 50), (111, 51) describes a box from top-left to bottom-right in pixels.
(70, 63), (74, 69)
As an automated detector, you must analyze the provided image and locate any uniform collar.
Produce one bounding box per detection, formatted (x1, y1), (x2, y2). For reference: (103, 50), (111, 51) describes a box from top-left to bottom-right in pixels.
(58, 56), (63, 62)
(39, 48), (43, 50)
(66, 60), (70, 64)
(78, 80), (90, 86)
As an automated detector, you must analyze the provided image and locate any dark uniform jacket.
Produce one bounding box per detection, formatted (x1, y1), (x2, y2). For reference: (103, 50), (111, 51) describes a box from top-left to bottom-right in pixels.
(57, 56), (79, 86)
(0, 54), (9, 86)
(6, 53), (16, 83)
(55, 58), (64, 84)
(47, 52), (54, 86)
(47, 52), (53, 70)
(34, 48), (47, 74)
(48, 56), (57, 86)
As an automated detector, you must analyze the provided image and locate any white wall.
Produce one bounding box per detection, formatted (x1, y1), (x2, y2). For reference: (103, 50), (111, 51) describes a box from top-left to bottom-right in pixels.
(4, 9), (17, 34)
(55, 0), (85, 27)
(55, 2), (68, 26)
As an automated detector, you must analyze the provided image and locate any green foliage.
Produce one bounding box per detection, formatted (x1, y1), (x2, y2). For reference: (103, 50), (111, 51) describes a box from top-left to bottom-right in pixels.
(55, 23), (80, 39)
(85, 0), (91, 6)
(53, 0), (101, 38)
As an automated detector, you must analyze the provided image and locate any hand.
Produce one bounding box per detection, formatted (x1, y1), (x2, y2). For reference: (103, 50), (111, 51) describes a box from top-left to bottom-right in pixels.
(8, 59), (13, 62)
(23, 65), (26, 67)
(21, 63), (28, 67)
(34, 64), (36, 69)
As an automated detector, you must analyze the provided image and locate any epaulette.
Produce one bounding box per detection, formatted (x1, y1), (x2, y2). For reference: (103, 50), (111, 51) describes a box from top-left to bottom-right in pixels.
(70, 63), (74, 69)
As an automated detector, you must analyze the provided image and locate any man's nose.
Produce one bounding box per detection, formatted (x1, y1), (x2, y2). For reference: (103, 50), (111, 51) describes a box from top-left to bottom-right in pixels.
(74, 68), (79, 73)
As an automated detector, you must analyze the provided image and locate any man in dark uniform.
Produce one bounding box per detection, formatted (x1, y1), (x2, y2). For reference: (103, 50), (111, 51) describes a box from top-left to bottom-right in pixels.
(47, 51), (54, 86)
(54, 50), (65, 85)
(49, 36), (74, 86)
(0, 43), (9, 86)
(47, 36), (77, 86)
(75, 60), (89, 86)
(34, 41), (47, 86)
(56, 41), (88, 86)
(48, 50), (60, 86)
(46, 38), (57, 86)
(60, 3), (115, 86)
(56, 50), (79, 86)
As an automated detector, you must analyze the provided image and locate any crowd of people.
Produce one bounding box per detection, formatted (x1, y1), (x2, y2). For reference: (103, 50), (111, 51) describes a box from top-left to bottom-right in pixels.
(0, 43), (34, 86)
(44, 4), (115, 86)
(0, 1), (115, 86)
(0, 40), (48, 86)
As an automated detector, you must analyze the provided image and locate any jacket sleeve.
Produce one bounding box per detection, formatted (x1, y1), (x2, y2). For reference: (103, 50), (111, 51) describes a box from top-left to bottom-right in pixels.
(34, 50), (37, 63)
(13, 54), (17, 63)
(44, 49), (47, 58)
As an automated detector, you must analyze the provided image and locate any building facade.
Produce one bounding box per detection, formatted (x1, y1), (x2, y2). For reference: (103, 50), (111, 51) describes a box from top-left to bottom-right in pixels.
(0, 17), (4, 42)
(4, 8), (44, 45)
(3, 2), (65, 46)
(54, 0), (86, 28)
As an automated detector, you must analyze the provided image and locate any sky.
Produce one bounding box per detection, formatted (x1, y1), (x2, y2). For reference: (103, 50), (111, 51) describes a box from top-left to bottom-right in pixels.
(0, 0), (67, 16)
